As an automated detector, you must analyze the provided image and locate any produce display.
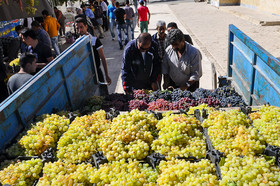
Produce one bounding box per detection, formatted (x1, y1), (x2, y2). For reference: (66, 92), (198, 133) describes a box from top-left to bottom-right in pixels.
(219, 154), (280, 186)
(99, 110), (157, 161)
(202, 109), (266, 156)
(57, 110), (110, 163)
(152, 113), (206, 159)
(0, 158), (43, 186)
(249, 105), (280, 147)
(129, 87), (246, 111)
(1, 104), (280, 185)
(157, 159), (219, 185)
(17, 114), (70, 156)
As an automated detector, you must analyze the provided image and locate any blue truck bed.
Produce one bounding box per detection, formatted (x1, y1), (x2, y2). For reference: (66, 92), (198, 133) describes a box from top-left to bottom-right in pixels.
(228, 24), (280, 107)
(0, 35), (99, 150)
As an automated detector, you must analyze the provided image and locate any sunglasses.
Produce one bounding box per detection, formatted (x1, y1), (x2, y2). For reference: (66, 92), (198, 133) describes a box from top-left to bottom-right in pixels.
(140, 46), (150, 51)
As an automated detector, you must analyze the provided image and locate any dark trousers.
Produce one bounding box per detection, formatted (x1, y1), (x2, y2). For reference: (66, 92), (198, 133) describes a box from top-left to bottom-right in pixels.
(102, 11), (108, 31)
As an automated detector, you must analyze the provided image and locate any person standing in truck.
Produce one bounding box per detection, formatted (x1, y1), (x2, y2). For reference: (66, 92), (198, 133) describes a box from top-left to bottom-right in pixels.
(162, 29), (202, 91)
(7, 53), (37, 94)
(75, 17), (112, 95)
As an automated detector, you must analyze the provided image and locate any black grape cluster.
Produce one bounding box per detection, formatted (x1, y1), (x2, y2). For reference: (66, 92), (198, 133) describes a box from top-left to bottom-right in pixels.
(148, 90), (172, 102)
(102, 93), (133, 111)
(171, 89), (193, 102)
(210, 86), (247, 107)
(192, 88), (212, 100)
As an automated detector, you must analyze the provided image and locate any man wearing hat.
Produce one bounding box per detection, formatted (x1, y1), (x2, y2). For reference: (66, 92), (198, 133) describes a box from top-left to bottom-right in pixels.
(137, 0), (150, 33)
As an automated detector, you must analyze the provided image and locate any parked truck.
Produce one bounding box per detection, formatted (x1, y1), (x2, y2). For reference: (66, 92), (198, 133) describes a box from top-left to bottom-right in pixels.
(0, 24), (280, 152)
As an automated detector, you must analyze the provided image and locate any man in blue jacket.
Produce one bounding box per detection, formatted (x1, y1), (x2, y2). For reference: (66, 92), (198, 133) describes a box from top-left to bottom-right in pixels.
(121, 33), (161, 93)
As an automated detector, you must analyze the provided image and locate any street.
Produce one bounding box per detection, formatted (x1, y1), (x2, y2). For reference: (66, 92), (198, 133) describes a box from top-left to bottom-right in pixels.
(59, 0), (280, 94)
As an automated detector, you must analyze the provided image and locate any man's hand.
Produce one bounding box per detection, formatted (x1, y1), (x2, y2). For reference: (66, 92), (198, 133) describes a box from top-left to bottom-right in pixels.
(151, 82), (158, 91)
(106, 75), (112, 85)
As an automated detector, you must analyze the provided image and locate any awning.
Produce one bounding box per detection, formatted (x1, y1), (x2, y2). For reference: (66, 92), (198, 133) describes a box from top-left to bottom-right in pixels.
(0, 0), (55, 21)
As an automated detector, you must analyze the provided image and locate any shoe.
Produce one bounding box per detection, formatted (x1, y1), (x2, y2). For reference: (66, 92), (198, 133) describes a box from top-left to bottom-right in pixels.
(112, 38), (115, 41)
(99, 36), (104, 39)
(120, 46), (123, 50)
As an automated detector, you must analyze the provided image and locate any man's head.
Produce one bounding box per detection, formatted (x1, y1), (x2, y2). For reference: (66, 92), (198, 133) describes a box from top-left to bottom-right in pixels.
(166, 29), (185, 52)
(167, 22), (178, 32)
(15, 25), (25, 36)
(93, 1), (98, 6)
(115, 1), (120, 7)
(80, 4), (86, 11)
(54, 7), (58, 12)
(111, 0), (116, 5)
(126, 0), (130, 5)
(139, 0), (144, 5)
(137, 33), (152, 52)
(31, 21), (41, 31)
(21, 29), (37, 46)
(75, 17), (88, 36)
(42, 9), (49, 18)
(156, 20), (166, 39)
(19, 53), (37, 73)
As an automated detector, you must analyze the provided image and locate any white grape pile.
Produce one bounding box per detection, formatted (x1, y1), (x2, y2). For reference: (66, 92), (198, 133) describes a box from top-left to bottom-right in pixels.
(37, 161), (96, 185)
(0, 158), (43, 186)
(220, 154), (280, 186)
(202, 109), (265, 156)
(99, 109), (157, 161)
(152, 112), (206, 159)
(18, 114), (70, 156)
(249, 105), (280, 146)
(57, 110), (110, 163)
(90, 159), (158, 186)
(157, 159), (219, 185)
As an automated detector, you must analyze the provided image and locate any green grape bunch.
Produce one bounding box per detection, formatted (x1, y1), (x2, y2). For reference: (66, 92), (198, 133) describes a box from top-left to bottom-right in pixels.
(57, 110), (111, 163)
(152, 113), (206, 159)
(203, 109), (265, 156)
(19, 114), (70, 156)
(0, 158), (43, 186)
(99, 109), (157, 161)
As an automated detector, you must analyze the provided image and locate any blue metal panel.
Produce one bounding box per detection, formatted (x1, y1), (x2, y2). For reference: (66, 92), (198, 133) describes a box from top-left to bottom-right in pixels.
(0, 35), (98, 150)
(228, 24), (280, 107)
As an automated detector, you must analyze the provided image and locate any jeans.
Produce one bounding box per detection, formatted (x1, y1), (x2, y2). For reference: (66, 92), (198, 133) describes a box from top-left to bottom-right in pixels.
(116, 23), (128, 48)
(109, 18), (116, 39)
(51, 36), (60, 56)
(125, 19), (134, 40)
(133, 0), (138, 14)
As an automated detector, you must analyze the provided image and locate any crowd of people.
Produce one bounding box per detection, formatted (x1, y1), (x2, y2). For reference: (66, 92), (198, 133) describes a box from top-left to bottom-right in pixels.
(1, 0), (203, 102)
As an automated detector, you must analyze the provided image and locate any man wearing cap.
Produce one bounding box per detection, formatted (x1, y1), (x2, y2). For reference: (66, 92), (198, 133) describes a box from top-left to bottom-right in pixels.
(137, 0), (150, 33)
(163, 29), (202, 91)
(121, 33), (160, 93)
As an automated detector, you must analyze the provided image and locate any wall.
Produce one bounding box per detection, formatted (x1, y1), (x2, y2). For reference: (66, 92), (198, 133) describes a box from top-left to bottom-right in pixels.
(241, 0), (280, 15)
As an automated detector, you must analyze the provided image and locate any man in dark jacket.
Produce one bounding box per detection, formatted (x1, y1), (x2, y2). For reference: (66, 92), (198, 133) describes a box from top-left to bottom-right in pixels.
(121, 33), (160, 93)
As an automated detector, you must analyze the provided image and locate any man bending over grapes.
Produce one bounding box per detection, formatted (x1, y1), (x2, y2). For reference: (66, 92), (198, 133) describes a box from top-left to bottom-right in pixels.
(121, 33), (161, 94)
(162, 29), (202, 92)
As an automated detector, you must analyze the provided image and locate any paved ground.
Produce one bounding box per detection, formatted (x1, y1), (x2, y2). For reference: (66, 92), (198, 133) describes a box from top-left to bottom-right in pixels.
(59, 0), (280, 94)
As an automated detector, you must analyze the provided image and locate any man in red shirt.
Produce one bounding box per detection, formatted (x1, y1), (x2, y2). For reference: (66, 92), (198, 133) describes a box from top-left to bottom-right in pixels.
(137, 0), (150, 33)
